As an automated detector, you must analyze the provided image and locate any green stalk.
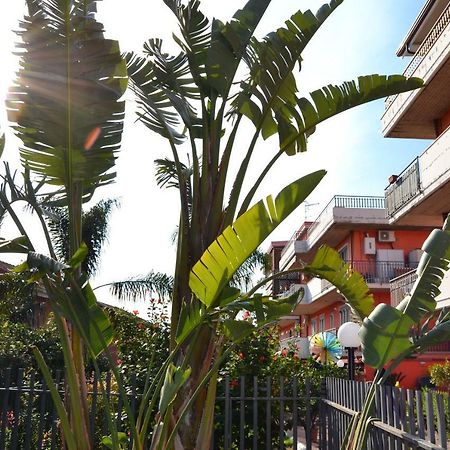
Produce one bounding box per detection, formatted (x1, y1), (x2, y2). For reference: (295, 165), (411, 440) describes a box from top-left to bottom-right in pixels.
(52, 305), (91, 448)
(164, 346), (234, 450)
(237, 148), (284, 217)
(32, 347), (78, 450)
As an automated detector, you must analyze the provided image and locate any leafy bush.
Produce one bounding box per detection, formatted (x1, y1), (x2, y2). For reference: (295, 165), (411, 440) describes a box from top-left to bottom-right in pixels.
(215, 324), (345, 447)
(429, 360), (450, 391)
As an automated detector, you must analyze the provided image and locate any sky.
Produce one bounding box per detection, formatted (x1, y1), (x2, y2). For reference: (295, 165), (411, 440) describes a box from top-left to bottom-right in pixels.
(0, 0), (429, 315)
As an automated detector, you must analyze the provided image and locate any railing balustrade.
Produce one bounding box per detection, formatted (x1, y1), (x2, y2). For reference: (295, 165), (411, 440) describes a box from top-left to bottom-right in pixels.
(385, 158), (421, 217)
(280, 195), (386, 259)
(389, 269), (418, 307)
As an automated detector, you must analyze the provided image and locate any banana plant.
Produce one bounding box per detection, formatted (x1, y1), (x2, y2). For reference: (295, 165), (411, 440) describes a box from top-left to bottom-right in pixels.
(3, 0), (128, 448)
(126, 0), (422, 446)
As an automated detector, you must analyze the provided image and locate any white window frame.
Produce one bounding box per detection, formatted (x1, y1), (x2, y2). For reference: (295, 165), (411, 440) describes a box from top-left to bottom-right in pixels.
(311, 319), (317, 335)
(319, 315), (325, 332)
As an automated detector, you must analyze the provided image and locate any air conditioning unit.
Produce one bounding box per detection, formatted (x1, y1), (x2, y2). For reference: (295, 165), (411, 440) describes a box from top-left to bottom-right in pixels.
(409, 249), (423, 266)
(378, 230), (395, 242)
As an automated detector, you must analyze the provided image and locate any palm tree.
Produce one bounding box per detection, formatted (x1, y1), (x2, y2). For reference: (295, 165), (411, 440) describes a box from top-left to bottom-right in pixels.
(125, 0), (423, 446)
(2, 0), (128, 448)
(48, 199), (119, 277)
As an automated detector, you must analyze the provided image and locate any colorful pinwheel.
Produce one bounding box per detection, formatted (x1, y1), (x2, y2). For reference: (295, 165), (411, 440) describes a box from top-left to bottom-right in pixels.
(309, 332), (342, 364)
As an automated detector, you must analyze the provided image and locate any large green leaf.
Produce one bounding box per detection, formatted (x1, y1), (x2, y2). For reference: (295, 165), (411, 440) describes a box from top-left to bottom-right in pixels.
(159, 363), (191, 416)
(415, 320), (450, 352)
(223, 319), (255, 342)
(304, 245), (375, 320)
(7, 0), (127, 203)
(175, 301), (204, 345)
(0, 236), (30, 254)
(0, 134), (5, 160)
(126, 53), (188, 145)
(164, 0), (211, 84)
(206, 0), (272, 96)
(189, 170), (326, 306)
(360, 218), (450, 369)
(233, 1), (344, 140)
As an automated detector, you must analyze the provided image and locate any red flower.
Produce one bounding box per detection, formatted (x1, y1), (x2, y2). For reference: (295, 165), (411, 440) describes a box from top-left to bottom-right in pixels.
(117, 359), (123, 366)
(132, 310), (139, 315)
(242, 311), (250, 320)
(281, 349), (288, 357)
(230, 379), (239, 388)
(238, 352), (245, 360)
(293, 353), (299, 359)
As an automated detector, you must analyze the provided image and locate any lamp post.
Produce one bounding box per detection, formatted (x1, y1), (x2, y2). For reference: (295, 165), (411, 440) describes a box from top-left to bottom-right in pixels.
(337, 322), (361, 381)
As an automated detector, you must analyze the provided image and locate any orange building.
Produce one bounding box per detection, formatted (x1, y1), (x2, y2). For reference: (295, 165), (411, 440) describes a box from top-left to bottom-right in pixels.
(267, 193), (443, 387)
(267, 195), (431, 335)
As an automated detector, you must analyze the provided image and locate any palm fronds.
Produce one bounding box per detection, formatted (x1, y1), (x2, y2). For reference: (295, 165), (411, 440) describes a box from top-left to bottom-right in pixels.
(109, 271), (174, 302)
(47, 199), (119, 276)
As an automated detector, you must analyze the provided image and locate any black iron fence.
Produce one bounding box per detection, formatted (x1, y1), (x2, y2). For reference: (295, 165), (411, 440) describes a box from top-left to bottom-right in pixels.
(1, 369), (449, 449)
(0, 369), (320, 450)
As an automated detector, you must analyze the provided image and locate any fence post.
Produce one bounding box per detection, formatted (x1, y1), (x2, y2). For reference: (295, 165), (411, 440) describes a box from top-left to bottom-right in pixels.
(319, 378), (327, 450)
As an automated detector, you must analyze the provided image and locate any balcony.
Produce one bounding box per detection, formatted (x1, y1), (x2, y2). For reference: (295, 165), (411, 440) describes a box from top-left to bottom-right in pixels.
(390, 265), (450, 309)
(385, 158), (421, 217)
(291, 260), (416, 316)
(389, 269), (418, 307)
(279, 195), (387, 271)
(384, 127), (450, 225)
(271, 275), (302, 296)
(382, 4), (450, 138)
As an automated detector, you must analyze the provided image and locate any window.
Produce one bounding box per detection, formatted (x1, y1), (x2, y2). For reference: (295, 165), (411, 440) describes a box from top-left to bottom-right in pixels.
(311, 319), (317, 335)
(319, 315), (325, 332)
(339, 306), (350, 325)
(329, 313), (335, 330)
(338, 245), (349, 263)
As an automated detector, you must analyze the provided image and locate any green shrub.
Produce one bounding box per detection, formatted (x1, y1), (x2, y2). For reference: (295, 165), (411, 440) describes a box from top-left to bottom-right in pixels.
(429, 360), (450, 391)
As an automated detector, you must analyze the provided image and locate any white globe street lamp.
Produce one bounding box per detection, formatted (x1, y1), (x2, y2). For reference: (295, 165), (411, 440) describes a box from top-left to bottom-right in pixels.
(337, 322), (362, 380)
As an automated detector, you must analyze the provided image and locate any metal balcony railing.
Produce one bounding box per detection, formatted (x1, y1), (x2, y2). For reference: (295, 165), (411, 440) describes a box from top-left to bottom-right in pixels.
(272, 275), (302, 296)
(280, 195), (386, 259)
(389, 269), (418, 307)
(350, 260), (417, 285)
(425, 341), (450, 352)
(385, 4), (450, 108)
(385, 158), (421, 217)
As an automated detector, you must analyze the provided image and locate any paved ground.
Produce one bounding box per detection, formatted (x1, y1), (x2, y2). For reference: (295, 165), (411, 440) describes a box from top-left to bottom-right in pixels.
(291, 427), (320, 450)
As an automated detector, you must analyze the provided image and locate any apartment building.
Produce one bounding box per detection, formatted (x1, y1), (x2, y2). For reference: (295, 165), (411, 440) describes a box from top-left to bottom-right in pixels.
(267, 195), (431, 360)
